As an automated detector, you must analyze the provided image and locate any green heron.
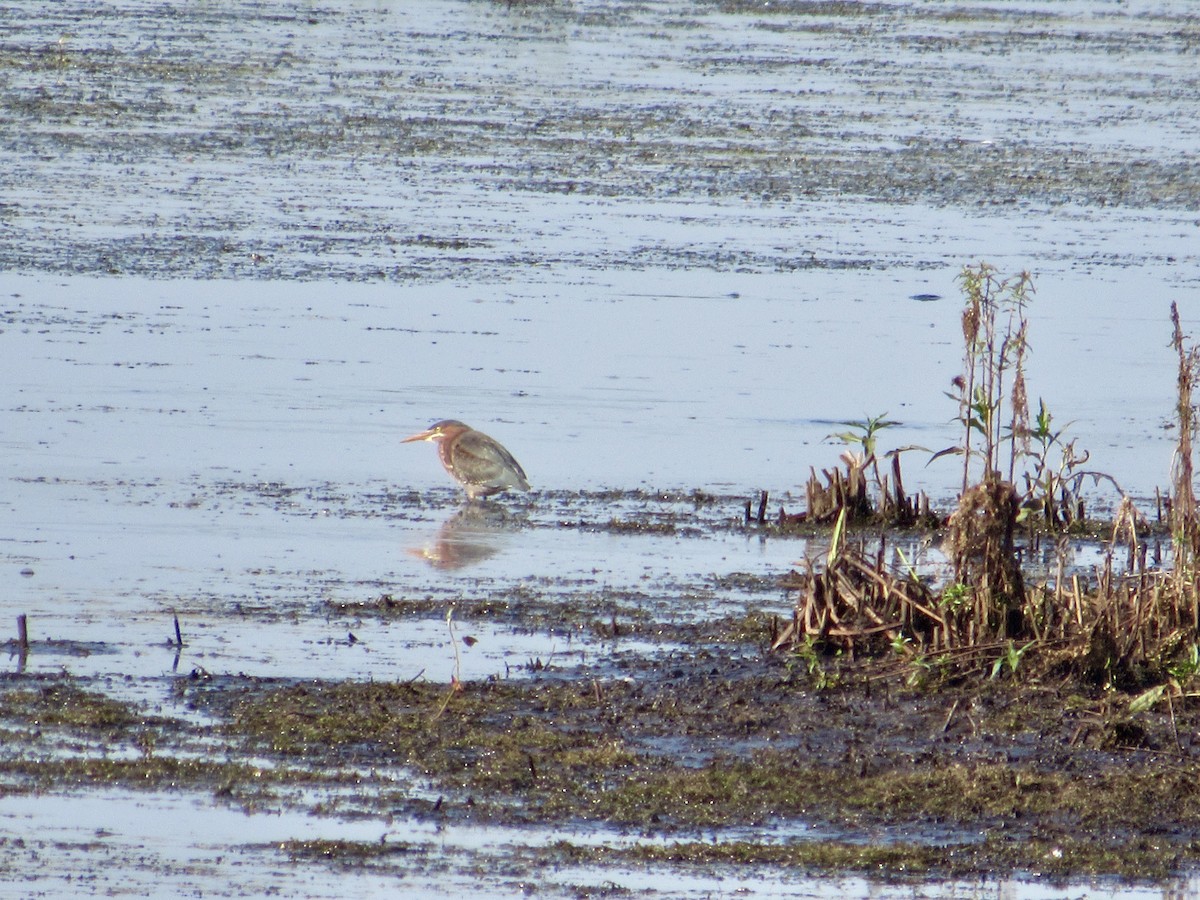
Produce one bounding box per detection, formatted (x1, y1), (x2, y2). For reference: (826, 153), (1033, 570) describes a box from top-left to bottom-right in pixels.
(402, 419), (531, 500)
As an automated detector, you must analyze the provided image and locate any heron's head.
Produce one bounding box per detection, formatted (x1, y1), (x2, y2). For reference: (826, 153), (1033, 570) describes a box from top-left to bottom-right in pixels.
(401, 419), (470, 444)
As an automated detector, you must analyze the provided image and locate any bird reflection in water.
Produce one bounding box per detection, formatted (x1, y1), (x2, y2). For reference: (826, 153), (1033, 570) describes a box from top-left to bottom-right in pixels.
(408, 503), (517, 570)
(403, 419), (531, 569)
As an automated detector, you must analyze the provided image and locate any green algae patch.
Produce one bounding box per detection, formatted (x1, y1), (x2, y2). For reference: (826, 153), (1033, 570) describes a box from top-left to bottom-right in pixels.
(0, 675), (316, 799)
(593, 833), (1200, 881)
(276, 838), (428, 867)
(10, 661), (1200, 881)
(614, 839), (956, 876)
(225, 679), (640, 804)
(1, 756), (270, 792)
(227, 680), (442, 757)
(213, 672), (1200, 871)
(579, 751), (1200, 836)
(11, 633), (1200, 880)
(0, 682), (143, 730)
(828, 760), (1200, 829)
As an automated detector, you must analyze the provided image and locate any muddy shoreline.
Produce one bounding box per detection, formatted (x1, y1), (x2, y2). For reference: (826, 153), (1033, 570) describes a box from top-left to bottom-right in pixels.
(4, 489), (1200, 891)
(6, 562), (1200, 888)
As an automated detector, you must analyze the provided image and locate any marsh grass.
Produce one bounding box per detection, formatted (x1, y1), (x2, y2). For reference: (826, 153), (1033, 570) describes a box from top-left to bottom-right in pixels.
(780, 268), (1200, 690)
(950, 263), (1034, 490)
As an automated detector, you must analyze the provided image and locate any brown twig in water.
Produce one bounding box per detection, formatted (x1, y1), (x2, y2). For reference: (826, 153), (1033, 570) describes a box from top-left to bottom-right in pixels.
(940, 698), (960, 734)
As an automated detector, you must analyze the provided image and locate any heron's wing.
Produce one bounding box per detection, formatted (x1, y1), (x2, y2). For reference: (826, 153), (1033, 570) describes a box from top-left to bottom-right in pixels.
(451, 431), (531, 490)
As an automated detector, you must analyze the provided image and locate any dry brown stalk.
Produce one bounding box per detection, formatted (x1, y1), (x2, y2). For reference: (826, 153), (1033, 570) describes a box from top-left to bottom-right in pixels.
(801, 453), (933, 528)
(805, 464), (871, 524)
(774, 543), (950, 657)
(1170, 301), (1200, 563)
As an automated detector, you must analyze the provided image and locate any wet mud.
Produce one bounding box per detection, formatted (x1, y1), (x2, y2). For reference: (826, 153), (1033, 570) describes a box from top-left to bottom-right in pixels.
(6, 592), (1200, 890)
(2, 488), (1199, 894)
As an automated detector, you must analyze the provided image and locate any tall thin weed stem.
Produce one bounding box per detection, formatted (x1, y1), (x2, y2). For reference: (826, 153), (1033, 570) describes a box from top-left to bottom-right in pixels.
(951, 263), (1034, 490)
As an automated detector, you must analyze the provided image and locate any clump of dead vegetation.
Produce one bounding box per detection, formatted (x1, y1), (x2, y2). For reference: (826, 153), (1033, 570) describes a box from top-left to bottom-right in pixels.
(774, 266), (1200, 695)
(809, 412), (936, 527)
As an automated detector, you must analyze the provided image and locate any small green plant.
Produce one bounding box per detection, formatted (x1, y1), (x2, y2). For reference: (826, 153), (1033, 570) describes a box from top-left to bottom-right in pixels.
(827, 413), (925, 517)
(787, 635), (840, 689)
(942, 265), (1118, 530)
(827, 412), (899, 459)
(827, 506), (847, 568)
(940, 583), (973, 615)
(990, 640), (1034, 680)
(889, 632), (913, 656)
(1018, 400), (1075, 521)
(905, 653), (934, 688)
(1167, 644), (1200, 683)
(949, 263), (1035, 491)
(825, 413), (895, 509)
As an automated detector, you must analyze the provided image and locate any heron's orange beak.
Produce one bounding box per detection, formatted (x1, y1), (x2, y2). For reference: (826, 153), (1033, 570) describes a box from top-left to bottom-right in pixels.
(401, 428), (438, 443)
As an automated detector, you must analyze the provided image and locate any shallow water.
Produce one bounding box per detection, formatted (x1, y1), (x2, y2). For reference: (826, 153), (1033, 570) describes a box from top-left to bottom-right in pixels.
(2, 0), (1200, 895)
(3, 788), (1187, 900)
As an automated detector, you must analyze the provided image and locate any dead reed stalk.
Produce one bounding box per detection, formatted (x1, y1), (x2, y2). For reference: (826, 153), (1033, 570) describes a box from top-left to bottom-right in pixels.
(942, 477), (1026, 641)
(1170, 301), (1200, 566)
(802, 454), (934, 528)
(774, 541), (947, 657)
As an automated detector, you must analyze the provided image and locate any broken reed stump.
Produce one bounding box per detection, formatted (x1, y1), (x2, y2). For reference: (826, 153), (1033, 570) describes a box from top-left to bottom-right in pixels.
(754, 455), (937, 531)
(943, 477), (1027, 641)
(806, 464), (871, 524)
(743, 490), (771, 525)
(1170, 301), (1200, 562)
(745, 490), (809, 529)
(775, 478), (1033, 661)
(803, 456), (935, 527)
(878, 454), (936, 526)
